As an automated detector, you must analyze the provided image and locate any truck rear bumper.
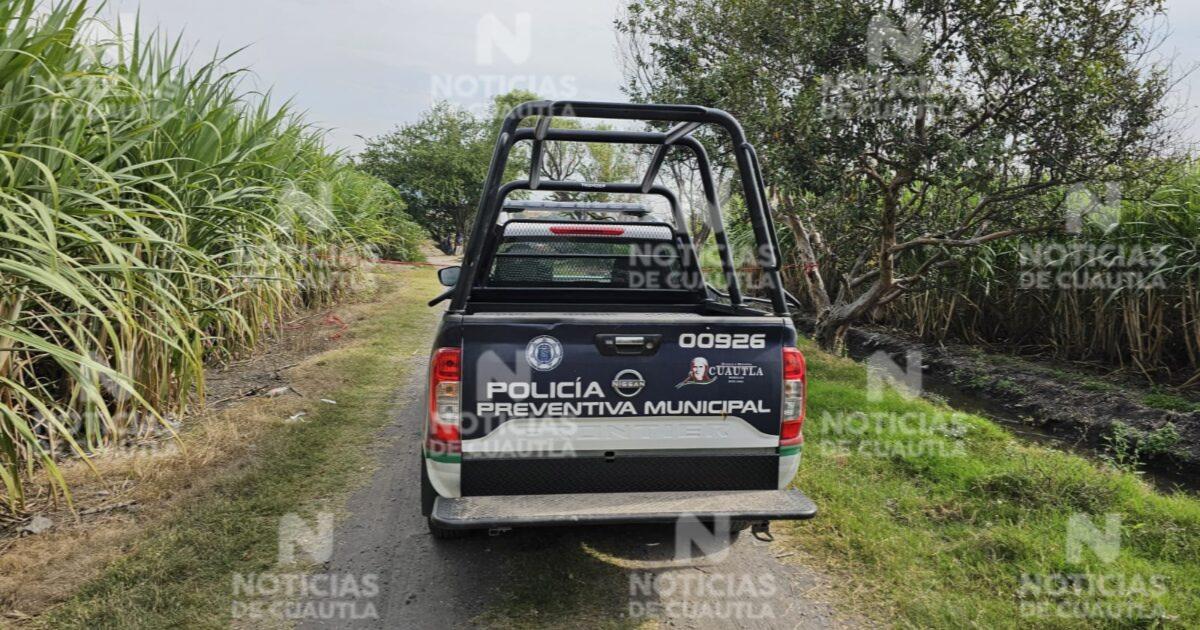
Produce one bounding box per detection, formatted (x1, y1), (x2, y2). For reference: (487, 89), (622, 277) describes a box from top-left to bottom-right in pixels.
(430, 489), (817, 530)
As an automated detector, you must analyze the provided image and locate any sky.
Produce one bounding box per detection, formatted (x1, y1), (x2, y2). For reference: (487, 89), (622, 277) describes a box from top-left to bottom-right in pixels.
(104, 0), (630, 152)
(104, 0), (1200, 154)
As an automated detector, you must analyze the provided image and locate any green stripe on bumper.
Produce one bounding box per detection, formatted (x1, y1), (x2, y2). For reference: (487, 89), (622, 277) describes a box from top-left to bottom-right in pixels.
(424, 450), (462, 464)
(779, 444), (802, 457)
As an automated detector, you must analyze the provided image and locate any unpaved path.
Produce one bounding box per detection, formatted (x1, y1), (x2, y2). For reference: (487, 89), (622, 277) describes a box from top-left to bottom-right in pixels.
(303, 269), (856, 629)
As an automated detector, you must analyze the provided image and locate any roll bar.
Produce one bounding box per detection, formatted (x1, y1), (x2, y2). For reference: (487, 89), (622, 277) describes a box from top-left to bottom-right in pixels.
(450, 100), (787, 315)
(502, 200), (651, 216)
(495, 180), (688, 237)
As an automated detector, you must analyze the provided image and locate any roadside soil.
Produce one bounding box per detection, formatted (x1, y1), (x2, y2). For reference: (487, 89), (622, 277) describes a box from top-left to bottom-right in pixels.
(840, 324), (1200, 478)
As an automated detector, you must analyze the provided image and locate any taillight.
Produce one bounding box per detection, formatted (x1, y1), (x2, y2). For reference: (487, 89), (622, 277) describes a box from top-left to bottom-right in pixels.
(426, 347), (462, 461)
(780, 347), (806, 448)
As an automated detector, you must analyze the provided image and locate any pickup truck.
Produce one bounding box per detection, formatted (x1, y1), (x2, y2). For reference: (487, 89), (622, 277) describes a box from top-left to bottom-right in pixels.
(422, 101), (816, 538)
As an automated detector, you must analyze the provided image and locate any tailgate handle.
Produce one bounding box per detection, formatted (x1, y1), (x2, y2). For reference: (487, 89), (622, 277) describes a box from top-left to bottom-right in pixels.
(596, 334), (662, 356)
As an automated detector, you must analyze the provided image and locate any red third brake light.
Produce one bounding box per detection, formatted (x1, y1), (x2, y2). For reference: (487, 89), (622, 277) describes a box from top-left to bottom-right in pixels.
(780, 347), (807, 447)
(427, 348), (462, 459)
(548, 225), (626, 236)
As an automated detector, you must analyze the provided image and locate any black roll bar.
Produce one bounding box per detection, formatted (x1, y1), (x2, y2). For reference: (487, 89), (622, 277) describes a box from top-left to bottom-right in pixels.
(450, 101), (786, 315)
(502, 200), (651, 216)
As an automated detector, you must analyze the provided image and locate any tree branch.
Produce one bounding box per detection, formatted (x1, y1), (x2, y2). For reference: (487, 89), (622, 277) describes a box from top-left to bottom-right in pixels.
(890, 224), (1058, 254)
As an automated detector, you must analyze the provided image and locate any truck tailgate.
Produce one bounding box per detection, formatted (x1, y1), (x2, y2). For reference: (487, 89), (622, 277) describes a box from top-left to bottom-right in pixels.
(457, 313), (793, 495)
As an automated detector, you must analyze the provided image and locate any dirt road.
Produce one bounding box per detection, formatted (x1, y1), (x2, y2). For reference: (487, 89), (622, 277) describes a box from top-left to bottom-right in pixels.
(303, 278), (855, 629)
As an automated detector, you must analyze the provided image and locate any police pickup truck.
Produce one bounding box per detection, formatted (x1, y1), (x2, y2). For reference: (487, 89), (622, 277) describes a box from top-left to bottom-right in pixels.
(422, 101), (815, 537)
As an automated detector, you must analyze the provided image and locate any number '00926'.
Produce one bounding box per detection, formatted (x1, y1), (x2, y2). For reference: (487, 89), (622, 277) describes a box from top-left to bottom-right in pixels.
(678, 333), (766, 349)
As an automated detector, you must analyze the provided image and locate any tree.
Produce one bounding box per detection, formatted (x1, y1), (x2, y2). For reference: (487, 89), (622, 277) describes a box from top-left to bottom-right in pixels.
(486, 91), (637, 203)
(358, 91), (640, 250)
(619, 0), (1172, 351)
(358, 102), (494, 253)
(541, 121), (638, 204)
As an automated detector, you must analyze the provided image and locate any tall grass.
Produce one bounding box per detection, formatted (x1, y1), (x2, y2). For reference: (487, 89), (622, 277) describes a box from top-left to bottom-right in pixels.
(877, 168), (1200, 385)
(0, 0), (415, 514)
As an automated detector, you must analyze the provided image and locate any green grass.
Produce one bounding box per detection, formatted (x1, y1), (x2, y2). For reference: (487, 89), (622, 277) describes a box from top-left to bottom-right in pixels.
(35, 269), (439, 628)
(781, 336), (1200, 628)
(1143, 392), (1200, 414)
(1080, 379), (1117, 392)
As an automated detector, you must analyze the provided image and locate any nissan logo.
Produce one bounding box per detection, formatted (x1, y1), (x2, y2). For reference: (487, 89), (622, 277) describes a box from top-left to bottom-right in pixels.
(612, 369), (646, 398)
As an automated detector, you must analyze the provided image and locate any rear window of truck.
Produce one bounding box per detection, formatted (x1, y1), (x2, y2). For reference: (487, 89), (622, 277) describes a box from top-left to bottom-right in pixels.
(485, 221), (695, 290)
